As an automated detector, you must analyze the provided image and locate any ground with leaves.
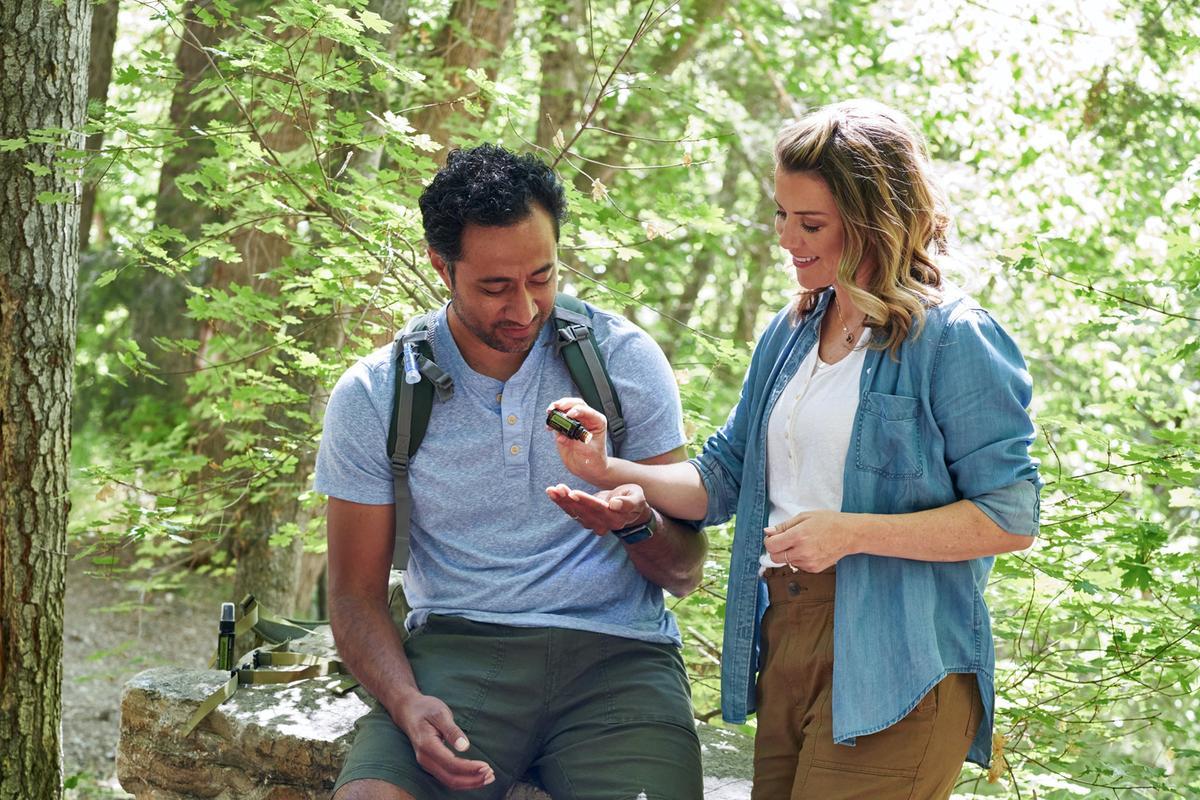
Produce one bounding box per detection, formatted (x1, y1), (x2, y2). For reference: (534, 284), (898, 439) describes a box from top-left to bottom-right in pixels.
(63, 553), (227, 799)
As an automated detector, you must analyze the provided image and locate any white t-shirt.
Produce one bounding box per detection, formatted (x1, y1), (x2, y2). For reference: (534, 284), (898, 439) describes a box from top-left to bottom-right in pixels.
(761, 328), (870, 569)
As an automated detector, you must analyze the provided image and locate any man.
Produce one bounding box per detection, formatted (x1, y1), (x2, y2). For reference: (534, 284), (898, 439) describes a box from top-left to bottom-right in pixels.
(315, 144), (707, 800)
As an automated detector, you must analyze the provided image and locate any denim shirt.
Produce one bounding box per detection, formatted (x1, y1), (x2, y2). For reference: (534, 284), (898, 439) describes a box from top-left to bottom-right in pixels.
(690, 286), (1040, 767)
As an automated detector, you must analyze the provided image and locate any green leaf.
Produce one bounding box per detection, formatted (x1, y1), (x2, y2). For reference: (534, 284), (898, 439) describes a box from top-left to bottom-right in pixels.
(113, 64), (141, 86)
(36, 191), (73, 204)
(358, 9), (391, 33)
(0, 138), (28, 152)
(368, 70), (390, 93)
(295, 351), (321, 369)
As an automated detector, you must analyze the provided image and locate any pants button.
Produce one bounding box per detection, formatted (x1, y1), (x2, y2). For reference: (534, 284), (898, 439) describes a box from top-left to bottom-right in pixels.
(787, 582), (801, 596)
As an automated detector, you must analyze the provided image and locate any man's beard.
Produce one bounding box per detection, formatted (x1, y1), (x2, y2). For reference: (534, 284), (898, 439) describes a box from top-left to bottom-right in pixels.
(450, 295), (547, 354)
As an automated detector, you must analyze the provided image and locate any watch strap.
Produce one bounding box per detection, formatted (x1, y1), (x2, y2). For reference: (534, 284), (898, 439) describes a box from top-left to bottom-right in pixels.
(612, 509), (659, 544)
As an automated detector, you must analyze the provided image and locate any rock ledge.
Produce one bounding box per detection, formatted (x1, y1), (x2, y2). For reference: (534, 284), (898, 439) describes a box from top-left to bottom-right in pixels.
(117, 627), (753, 799)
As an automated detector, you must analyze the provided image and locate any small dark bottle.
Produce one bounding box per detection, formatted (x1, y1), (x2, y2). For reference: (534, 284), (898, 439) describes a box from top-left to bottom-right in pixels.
(547, 409), (592, 443)
(217, 602), (236, 671)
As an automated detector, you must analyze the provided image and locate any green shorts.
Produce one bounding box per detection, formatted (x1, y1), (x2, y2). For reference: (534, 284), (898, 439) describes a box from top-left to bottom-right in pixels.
(335, 615), (702, 800)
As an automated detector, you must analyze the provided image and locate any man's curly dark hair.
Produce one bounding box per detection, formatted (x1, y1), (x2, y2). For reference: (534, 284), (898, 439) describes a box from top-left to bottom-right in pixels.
(418, 144), (567, 271)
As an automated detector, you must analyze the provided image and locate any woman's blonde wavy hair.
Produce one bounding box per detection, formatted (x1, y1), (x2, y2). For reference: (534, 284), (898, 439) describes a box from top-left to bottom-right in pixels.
(775, 99), (947, 354)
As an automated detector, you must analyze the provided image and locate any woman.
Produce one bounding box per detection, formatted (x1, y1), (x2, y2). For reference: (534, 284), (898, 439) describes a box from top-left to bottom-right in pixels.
(546, 99), (1041, 798)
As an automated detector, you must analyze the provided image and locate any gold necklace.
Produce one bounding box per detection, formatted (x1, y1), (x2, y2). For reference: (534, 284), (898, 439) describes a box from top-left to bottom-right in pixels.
(833, 293), (858, 348)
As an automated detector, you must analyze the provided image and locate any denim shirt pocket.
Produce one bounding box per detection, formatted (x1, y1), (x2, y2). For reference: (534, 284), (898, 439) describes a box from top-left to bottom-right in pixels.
(855, 392), (925, 479)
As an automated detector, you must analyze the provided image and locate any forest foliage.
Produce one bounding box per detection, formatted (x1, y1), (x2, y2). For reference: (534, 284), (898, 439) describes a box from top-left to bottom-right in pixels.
(39, 0), (1200, 796)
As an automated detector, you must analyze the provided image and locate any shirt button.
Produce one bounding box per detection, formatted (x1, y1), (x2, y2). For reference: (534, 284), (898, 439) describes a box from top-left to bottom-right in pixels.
(496, 393), (503, 403)
(507, 414), (517, 425)
(510, 444), (520, 455)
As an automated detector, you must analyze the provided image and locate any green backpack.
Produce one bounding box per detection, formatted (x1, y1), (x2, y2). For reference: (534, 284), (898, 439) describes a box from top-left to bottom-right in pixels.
(386, 293), (627, 571)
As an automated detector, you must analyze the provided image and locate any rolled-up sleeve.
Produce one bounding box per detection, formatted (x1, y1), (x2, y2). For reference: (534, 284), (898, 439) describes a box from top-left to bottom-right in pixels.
(931, 308), (1041, 536)
(689, 449), (741, 528)
(971, 481), (1040, 535)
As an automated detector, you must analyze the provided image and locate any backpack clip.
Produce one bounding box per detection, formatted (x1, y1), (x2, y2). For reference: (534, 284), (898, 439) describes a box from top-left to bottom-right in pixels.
(389, 452), (410, 478)
(418, 359), (454, 401)
(554, 322), (591, 354)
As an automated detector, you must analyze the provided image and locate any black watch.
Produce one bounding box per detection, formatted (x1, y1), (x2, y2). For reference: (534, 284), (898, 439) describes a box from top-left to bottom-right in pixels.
(612, 509), (659, 544)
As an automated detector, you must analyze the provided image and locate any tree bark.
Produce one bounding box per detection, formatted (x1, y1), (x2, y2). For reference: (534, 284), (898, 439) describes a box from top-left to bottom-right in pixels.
(732, 168), (773, 343)
(409, 0), (518, 161)
(0, 0), (90, 796)
(78, 0), (119, 251)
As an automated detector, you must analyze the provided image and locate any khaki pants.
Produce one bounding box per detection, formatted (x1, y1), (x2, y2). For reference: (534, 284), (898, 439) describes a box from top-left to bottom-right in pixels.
(752, 568), (983, 800)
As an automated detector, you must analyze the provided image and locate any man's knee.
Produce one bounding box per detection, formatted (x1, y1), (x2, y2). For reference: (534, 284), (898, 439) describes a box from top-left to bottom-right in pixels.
(332, 778), (416, 800)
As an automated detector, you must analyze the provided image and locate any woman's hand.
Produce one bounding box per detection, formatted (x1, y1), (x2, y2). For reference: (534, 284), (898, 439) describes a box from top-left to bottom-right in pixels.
(545, 483), (650, 536)
(763, 510), (861, 573)
(546, 398), (611, 487)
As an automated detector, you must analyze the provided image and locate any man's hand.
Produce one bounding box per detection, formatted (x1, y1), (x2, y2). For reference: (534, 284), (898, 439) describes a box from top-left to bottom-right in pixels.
(330, 499), (493, 788)
(390, 691), (495, 790)
(763, 510), (859, 573)
(546, 398), (610, 487)
(546, 483), (651, 536)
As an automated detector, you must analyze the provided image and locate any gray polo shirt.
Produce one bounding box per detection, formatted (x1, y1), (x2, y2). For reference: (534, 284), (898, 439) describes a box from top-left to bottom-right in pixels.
(314, 302), (687, 645)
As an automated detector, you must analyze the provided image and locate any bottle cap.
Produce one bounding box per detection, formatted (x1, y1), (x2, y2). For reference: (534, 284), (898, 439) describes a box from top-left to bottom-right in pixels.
(219, 602), (236, 634)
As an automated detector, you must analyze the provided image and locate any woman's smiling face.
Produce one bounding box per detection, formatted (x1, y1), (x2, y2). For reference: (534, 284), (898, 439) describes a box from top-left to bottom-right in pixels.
(773, 167), (851, 292)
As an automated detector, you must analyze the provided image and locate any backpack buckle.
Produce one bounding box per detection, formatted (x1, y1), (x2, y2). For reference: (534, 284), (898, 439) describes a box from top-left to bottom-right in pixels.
(389, 453), (410, 477)
(554, 323), (589, 354)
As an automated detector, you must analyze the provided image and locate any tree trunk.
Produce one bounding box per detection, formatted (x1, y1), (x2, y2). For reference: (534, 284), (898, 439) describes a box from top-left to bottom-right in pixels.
(129, 0), (237, 401)
(663, 153), (741, 360)
(733, 237), (770, 342)
(78, 0), (119, 251)
(154, 0), (237, 241)
(732, 167), (773, 343)
(574, 0), (728, 290)
(0, 0), (90, 796)
(536, 0), (588, 150)
(326, 0), (410, 181)
(409, 0), (518, 160)
(581, 0), (729, 191)
(209, 27), (330, 621)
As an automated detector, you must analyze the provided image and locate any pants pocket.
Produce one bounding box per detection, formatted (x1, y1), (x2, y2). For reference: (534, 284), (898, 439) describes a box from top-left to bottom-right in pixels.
(963, 673), (982, 738)
(597, 639), (695, 728)
(810, 686), (938, 780)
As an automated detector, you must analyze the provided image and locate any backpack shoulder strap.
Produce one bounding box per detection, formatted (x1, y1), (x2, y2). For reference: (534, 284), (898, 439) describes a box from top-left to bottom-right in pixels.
(387, 313), (453, 571)
(552, 294), (626, 453)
